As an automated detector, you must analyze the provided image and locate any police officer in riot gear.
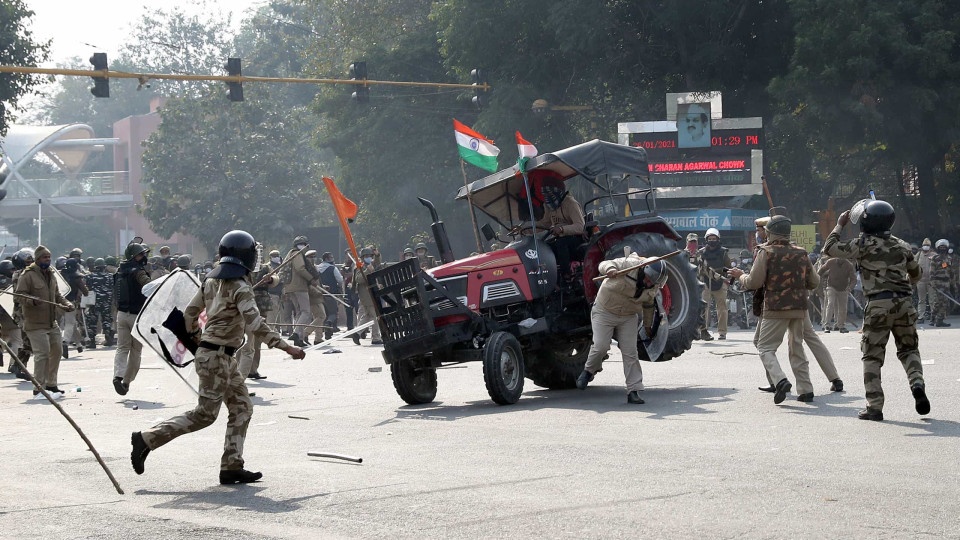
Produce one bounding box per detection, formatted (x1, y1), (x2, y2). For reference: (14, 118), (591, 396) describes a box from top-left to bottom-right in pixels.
(132, 230), (304, 485)
(113, 242), (151, 395)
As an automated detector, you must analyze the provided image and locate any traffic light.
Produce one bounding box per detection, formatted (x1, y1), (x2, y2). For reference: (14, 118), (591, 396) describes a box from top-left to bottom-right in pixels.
(349, 61), (368, 103)
(89, 53), (109, 98)
(225, 58), (244, 102)
(471, 68), (486, 110)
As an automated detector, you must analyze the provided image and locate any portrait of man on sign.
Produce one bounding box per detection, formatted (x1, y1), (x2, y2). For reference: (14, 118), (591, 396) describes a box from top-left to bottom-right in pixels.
(677, 102), (711, 148)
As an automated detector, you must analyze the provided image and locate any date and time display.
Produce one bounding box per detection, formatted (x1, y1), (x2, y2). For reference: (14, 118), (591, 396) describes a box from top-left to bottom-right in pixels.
(630, 128), (763, 157)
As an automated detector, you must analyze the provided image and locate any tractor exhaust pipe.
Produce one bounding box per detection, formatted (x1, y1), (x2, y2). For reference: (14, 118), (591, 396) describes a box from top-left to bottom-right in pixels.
(418, 197), (455, 264)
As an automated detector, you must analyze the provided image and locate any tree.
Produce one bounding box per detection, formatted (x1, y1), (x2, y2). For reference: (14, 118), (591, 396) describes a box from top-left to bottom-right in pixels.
(0, 0), (49, 136)
(769, 0), (960, 233)
(140, 86), (331, 252)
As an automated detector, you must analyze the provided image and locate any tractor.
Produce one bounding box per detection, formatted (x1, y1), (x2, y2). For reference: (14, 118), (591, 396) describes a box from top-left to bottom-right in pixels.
(367, 139), (702, 405)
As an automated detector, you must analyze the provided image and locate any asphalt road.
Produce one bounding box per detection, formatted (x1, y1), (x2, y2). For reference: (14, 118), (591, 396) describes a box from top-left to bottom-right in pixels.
(1, 320), (958, 539)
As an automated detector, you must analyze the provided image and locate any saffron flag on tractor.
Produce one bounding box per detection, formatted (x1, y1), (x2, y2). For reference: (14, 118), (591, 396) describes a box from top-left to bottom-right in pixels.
(516, 131), (538, 159)
(322, 177), (362, 267)
(454, 119), (499, 172)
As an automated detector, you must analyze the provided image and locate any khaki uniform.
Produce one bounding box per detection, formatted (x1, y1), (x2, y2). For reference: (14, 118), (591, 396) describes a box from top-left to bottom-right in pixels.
(353, 264), (380, 341)
(141, 275), (289, 470)
(819, 257), (856, 330)
(916, 251), (936, 318)
(698, 245), (732, 336)
(738, 238), (818, 395)
(823, 226), (924, 411)
(16, 264), (70, 388)
(307, 283), (328, 343)
(583, 254), (658, 392)
(282, 248), (316, 336)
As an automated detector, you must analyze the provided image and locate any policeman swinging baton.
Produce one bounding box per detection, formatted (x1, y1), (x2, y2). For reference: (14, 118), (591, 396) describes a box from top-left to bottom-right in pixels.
(592, 250), (683, 283)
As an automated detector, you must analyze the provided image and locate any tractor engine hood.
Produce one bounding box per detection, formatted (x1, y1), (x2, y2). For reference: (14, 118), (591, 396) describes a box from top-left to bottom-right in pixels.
(428, 249), (523, 279)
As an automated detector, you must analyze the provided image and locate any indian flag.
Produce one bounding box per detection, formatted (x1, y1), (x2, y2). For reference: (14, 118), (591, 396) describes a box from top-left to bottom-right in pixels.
(454, 119), (499, 172)
(516, 131), (538, 158)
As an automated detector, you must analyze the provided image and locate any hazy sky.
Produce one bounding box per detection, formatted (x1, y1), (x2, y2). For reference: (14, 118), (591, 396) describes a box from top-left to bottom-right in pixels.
(25, 0), (267, 65)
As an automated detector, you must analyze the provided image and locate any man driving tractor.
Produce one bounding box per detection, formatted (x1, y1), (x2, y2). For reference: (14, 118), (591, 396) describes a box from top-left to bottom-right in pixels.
(520, 170), (585, 280)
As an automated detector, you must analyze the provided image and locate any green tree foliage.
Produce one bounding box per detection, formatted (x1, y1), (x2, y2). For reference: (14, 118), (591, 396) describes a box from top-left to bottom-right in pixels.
(770, 0), (960, 235)
(139, 86), (330, 252)
(0, 0), (48, 136)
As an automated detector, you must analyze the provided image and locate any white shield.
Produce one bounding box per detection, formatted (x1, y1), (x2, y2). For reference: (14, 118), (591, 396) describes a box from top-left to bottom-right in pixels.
(641, 292), (670, 361)
(135, 269), (202, 369)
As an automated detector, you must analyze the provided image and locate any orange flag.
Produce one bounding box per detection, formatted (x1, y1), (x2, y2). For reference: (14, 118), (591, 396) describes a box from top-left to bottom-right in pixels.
(322, 177), (362, 267)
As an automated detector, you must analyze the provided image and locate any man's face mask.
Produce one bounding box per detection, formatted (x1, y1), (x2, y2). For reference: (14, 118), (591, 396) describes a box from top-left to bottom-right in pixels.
(363, 257), (374, 264)
(271, 256), (281, 264)
(204, 266), (213, 272)
(742, 258), (752, 265)
(541, 185), (564, 210)
(923, 246), (931, 252)
(686, 241), (697, 255)
(296, 243), (307, 250)
(38, 261), (50, 269)
(707, 239), (720, 248)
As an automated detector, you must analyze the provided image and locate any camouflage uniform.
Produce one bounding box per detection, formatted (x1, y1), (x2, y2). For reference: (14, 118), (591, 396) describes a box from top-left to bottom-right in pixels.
(929, 251), (952, 325)
(84, 269), (115, 347)
(823, 225), (924, 412)
(237, 267), (278, 378)
(141, 275), (289, 470)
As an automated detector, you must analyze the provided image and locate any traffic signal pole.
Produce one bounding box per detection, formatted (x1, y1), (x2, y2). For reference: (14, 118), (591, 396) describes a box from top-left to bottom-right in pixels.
(0, 65), (491, 92)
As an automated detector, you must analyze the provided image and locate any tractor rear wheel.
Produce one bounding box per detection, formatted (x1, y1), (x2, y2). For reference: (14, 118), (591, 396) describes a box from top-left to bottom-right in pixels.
(606, 232), (702, 361)
(526, 339), (591, 389)
(391, 359), (438, 405)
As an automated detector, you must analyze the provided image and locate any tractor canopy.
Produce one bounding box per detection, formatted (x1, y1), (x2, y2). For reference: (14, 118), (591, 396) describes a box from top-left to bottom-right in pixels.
(455, 139), (650, 227)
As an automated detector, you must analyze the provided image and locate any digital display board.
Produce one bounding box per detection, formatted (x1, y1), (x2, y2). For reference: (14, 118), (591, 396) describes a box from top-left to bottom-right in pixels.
(630, 128), (763, 159)
(648, 158), (752, 188)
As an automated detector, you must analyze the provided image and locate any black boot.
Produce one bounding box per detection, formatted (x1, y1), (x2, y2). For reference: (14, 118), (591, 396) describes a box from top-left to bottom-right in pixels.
(797, 392), (814, 402)
(830, 379), (844, 392)
(219, 469), (263, 484)
(113, 376), (128, 396)
(351, 333), (361, 345)
(576, 370), (594, 390)
(627, 390), (645, 404)
(88, 340), (97, 350)
(131, 432), (150, 475)
(290, 333), (304, 347)
(62, 343), (69, 359)
(774, 378), (792, 404)
(248, 372), (267, 380)
(912, 382), (931, 415)
(758, 385), (776, 393)
(858, 408), (884, 421)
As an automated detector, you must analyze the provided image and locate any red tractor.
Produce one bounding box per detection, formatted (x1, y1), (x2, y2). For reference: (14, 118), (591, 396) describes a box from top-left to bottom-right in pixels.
(368, 140), (702, 405)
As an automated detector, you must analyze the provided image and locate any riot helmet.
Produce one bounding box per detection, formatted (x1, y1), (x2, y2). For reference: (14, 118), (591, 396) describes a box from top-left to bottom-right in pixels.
(0, 260), (14, 277)
(105, 256), (117, 267)
(55, 256), (67, 270)
(93, 257), (106, 271)
(642, 259), (669, 286)
(218, 230), (259, 271)
(766, 215), (792, 237)
(13, 248), (34, 270)
(177, 254), (192, 269)
(69, 248), (83, 259)
(64, 258), (80, 274)
(858, 200), (895, 238)
(85, 256), (95, 268)
(124, 242), (150, 261)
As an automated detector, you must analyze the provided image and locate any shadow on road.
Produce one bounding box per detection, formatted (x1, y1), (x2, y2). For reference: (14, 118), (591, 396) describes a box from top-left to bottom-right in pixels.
(888, 418), (960, 438)
(246, 380), (295, 389)
(138, 486), (326, 514)
(376, 385), (737, 425)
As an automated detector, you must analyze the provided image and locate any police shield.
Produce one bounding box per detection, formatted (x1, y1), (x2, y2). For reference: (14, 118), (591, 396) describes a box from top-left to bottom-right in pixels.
(134, 269), (202, 374)
(641, 292), (670, 361)
(54, 270), (71, 298)
(0, 286), (15, 332)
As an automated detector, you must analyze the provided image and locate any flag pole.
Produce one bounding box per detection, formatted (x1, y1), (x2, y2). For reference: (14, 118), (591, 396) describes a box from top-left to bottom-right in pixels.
(519, 161), (544, 297)
(460, 158), (485, 253)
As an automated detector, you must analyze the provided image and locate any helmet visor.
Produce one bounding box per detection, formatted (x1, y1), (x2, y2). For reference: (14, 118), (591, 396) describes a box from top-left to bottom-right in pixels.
(849, 199), (870, 225)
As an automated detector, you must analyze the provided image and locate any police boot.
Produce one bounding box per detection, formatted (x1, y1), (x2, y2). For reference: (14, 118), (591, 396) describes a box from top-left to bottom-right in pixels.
(131, 432), (150, 474)
(912, 382), (931, 415)
(62, 343), (69, 359)
(797, 392), (814, 402)
(290, 333), (304, 347)
(575, 370), (594, 390)
(627, 391), (645, 404)
(830, 378), (844, 392)
(87, 339), (97, 350)
(104, 335), (115, 347)
(936, 320), (951, 327)
(857, 408), (883, 421)
(219, 469), (263, 484)
(758, 385), (776, 393)
(113, 376), (129, 396)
